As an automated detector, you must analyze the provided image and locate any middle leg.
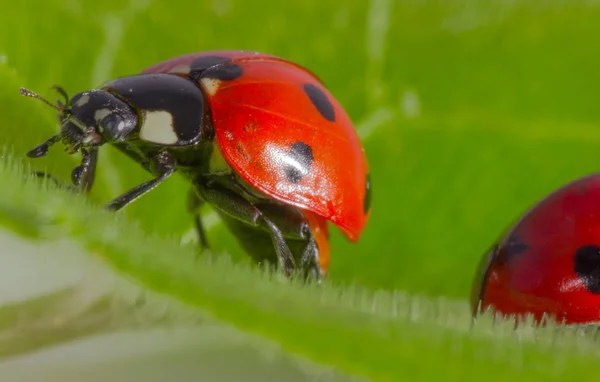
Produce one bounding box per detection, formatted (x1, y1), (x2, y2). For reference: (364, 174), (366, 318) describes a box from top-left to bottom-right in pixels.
(194, 178), (322, 278)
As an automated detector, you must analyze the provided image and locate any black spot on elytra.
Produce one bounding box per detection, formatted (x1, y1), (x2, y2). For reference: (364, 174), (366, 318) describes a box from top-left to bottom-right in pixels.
(284, 141), (314, 183)
(201, 64), (243, 81)
(190, 55), (232, 73)
(495, 235), (530, 265)
(574, 244), (600, 294)
(188, 55), (243, 81)
(303, 83), (335, 122)
(364, 173), (372, 214)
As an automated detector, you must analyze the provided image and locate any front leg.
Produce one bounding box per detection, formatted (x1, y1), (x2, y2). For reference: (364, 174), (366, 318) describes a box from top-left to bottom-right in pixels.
(32, 171), (75, 192)
(31, 148), (99, 194)
(71, 148), (99, 192)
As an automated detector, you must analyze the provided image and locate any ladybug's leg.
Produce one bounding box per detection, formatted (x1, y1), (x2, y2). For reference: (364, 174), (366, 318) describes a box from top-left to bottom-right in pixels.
(193, 180), (296, 276)
(106, 153), (176, 212)
(251, 202), (321, 278)
(31, 171), (81, 195)
(70, 148), (99, 192)
(297, 228), (319, 274)
(187, 188), (210, 250)
(30, 148), (99, 193)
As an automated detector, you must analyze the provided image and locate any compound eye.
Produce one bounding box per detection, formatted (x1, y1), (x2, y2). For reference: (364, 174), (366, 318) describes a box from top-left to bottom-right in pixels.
(101, 113), (135, 141)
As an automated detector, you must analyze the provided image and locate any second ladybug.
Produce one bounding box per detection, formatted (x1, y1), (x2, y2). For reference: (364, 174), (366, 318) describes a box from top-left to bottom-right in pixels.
(472, 172), (600, 325)
(21, 50), (371, 280)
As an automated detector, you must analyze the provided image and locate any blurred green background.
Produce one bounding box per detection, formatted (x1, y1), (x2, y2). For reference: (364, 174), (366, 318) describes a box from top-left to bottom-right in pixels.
(2, 0), (600, 302)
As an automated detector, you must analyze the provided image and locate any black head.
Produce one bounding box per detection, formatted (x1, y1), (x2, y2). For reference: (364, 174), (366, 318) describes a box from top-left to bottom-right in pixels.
(20, 86), (138, 159)
(69, 90), (138, 144)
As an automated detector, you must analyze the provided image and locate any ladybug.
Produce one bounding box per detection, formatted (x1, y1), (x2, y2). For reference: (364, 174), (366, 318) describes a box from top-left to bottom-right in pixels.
(20, 50), (371, 280)
(472, 172), (600, 325)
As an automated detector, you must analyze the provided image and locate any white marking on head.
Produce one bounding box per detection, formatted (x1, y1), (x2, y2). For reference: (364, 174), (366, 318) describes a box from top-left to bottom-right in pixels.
(140, 110), (178, 144)
(70, 117), (88, 131)
(171, 64), (191, 74)
(200, 78), (222, 96)
(117, 121), (125, 131)
(75, 94), (90, 107)
(94, 108), (111, 121)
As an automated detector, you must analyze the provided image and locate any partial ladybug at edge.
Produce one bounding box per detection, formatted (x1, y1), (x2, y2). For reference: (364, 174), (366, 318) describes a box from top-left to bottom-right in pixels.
(472, 172), (600, 325)
(21, 50), (371, 280)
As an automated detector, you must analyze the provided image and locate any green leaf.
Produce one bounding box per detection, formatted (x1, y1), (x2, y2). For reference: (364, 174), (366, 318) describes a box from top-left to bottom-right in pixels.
(3, 0), (600, 380)
(1, 157), (600, 381)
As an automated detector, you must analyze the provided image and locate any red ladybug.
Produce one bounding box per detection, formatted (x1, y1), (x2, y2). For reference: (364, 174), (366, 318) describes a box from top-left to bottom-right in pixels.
(472, 172), (600, 325)
(21, 50), (371, 279)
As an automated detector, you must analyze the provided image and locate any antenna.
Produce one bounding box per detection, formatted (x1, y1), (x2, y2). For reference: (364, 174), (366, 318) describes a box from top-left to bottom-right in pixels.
(21, 86), (92, 159)
(51, 85), (69, 108)
(20, 87), (67, 114)
(20, 86), (70, 159)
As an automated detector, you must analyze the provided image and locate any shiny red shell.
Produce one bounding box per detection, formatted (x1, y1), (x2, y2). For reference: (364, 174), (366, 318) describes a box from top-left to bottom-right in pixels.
(472, 172), (600, 325)
(142, 50), (370, 241)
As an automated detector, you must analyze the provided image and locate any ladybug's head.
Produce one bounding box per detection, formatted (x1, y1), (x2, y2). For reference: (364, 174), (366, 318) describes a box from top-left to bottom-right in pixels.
(21, 86), (138, 158)
(66, 90), (138, 146)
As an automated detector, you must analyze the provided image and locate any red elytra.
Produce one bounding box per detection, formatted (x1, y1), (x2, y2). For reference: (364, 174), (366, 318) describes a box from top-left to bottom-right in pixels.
(472, 172), (600, 325)
(143, 50), (370, 242)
